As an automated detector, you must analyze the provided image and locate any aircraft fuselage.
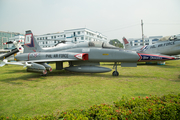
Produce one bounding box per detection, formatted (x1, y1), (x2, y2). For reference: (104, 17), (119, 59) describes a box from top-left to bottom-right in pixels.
(139, 40), (180, 55)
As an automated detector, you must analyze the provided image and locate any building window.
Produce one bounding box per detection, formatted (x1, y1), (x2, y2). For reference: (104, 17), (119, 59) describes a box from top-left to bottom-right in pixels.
(81, 37), (84, 40)
(37, 38), (39, 40)
(45, 37), (47, 40)
(78, 31), (80, 34)
(152, 39), (158, 41)
(54, 36), (56, 38)
(51, 36), (53, 39)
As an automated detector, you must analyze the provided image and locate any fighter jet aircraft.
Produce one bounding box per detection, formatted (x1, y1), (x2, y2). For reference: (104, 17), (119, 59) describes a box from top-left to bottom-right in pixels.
(123, 36), (180, 65)
(123, 35), (180, 55)
(0, 30), (177, 76)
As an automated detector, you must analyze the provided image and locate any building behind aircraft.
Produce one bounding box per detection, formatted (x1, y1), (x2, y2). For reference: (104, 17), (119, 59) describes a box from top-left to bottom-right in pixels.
(6, 28), (108, 49)
(124, 36), (163, 47)
(35, 28), (108, 48)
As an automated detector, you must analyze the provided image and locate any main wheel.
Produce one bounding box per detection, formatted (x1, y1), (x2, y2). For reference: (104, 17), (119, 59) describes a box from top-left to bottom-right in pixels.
(112, 71), (119, 76)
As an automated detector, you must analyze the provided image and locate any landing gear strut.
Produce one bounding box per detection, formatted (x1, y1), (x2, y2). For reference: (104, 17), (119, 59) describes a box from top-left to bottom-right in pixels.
(112, 62), (119, 76)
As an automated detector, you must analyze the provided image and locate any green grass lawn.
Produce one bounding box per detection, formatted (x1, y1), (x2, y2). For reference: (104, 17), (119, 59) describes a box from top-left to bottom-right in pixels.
(0, 61), (180, 117)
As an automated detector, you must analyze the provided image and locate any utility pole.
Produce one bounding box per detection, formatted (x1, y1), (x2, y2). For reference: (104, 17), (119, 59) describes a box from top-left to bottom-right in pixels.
(141, 20), (145, 46)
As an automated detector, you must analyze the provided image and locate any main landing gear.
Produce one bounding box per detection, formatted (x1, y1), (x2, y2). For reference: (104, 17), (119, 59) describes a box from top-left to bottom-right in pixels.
(112, 62), (119, 76)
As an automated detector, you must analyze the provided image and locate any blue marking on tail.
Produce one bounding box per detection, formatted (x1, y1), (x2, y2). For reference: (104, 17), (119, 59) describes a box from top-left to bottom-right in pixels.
(24, 33), (35, 48)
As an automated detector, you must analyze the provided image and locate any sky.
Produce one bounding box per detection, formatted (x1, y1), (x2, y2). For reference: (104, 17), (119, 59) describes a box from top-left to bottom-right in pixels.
(0, 0), (180, 41)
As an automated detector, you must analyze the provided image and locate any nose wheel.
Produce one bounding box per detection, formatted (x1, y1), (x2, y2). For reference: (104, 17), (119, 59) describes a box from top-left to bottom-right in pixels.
(112, 62), (119, 76)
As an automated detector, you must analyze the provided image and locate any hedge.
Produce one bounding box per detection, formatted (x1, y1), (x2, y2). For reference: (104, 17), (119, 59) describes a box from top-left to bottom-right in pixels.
(1, 94), (180, 120)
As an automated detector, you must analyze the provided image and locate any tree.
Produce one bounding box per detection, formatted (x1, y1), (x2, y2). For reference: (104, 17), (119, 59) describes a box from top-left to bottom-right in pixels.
(109, 39), (123, 48)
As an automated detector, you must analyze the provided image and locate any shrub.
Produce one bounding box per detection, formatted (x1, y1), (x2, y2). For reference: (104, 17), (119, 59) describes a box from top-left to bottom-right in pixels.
(1, 94), (180, 120)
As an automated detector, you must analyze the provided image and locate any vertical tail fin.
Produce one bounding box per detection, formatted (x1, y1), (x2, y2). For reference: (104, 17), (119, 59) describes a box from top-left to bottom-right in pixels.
(24, 30), (43, 53)
(122, 37), (131, 49)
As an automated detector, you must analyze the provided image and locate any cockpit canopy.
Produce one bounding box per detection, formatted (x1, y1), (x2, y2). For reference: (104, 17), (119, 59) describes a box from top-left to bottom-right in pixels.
(159, 34), (180, 41)
(88, 41), (118, 49)
(53, 41), (119, 49)
(159, 36), (171, 41)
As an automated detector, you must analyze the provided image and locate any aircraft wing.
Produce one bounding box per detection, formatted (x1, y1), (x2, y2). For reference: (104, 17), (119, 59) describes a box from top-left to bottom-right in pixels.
(27, 59), (78, 63)
(0, 53), (88, 67)
(0, 58), (79, 67)
(0, 59), (31, 67)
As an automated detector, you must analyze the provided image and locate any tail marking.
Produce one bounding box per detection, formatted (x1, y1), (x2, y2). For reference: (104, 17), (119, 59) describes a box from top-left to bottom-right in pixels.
(123, 37), (129, 44)
(24, 33), (35, 48)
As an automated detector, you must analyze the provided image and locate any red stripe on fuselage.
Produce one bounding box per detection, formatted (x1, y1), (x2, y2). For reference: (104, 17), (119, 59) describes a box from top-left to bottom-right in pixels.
(138, 53), (174, 59)
(28, 53), (31, 61)
(137, 53), (142, 61)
